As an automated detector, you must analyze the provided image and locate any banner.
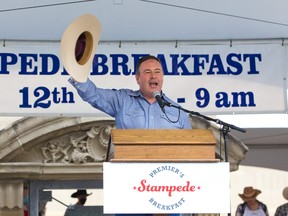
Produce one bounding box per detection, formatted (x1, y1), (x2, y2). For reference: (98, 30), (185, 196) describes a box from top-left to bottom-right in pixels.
(103, 162), (230, 214)
(0, 40), (287, 116)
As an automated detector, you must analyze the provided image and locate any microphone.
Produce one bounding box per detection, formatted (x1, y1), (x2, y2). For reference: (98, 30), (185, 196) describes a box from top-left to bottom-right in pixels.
(153, 91), (166, 113)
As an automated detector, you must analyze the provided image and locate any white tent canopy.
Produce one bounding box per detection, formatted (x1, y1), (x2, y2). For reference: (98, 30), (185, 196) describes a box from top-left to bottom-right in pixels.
(1, 0), (288, 41)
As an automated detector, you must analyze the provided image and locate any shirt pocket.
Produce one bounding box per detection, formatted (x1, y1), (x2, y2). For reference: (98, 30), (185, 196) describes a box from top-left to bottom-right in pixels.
(124, 110), (146, 128)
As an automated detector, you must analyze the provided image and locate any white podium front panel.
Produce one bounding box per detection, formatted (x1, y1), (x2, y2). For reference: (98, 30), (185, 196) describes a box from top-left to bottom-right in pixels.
(103, 162), (230, 214)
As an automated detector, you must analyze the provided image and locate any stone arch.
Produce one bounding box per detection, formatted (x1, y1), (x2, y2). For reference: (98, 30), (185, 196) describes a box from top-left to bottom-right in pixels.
(0, 117), (114, 163)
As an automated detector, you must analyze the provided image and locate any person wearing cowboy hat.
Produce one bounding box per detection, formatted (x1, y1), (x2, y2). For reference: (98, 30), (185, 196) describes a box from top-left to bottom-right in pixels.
(274, 186), (288, 216)
(64, 189), (92, 216)
(70, 189), (92, 206)
(235, 186), (269, 216)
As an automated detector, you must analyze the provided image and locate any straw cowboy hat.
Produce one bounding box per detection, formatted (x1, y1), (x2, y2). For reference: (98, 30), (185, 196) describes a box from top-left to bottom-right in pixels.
(71, 189), (92, 198)
(283, 186), (288, 200)
(239, 186), (261, 201)
(60, 14), (102, 82)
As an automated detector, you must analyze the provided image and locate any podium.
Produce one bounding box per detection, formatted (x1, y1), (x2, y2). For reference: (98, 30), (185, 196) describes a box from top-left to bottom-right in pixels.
(103, 129), (230, 214)
(111, 129), (217, 161)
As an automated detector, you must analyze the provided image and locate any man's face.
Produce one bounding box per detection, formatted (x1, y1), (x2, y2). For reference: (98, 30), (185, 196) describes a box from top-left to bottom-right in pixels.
(136, 59), (164, 100)
(77, 194), (87, 205)
(246, 199), (257, 207)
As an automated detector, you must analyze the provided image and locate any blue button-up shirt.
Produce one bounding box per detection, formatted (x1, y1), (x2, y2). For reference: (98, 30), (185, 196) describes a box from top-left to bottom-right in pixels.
(69, 78), (192, 129)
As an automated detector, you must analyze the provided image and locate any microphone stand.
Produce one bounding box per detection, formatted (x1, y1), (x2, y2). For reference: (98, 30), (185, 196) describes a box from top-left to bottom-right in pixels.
(163, 102), (246, 216)
(166, 102), (246, 162)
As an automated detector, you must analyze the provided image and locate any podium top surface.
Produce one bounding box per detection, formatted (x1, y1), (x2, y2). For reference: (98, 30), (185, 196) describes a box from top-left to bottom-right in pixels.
(111, 129), (216, 145)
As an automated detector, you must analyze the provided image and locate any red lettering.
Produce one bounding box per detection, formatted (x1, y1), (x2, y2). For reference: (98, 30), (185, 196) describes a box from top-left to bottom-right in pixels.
(135, 179), (199, 197)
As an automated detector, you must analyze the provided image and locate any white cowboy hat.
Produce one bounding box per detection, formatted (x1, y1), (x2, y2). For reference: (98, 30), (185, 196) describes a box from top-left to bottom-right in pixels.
(60, 14), (101, 82)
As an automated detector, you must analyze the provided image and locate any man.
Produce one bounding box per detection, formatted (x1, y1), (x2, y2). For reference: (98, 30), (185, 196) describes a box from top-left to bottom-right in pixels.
(274, 186), (288, 216)
(69, 55), (192, 216)
(64, 189), (92, 216)
(70, 189), (91, 206)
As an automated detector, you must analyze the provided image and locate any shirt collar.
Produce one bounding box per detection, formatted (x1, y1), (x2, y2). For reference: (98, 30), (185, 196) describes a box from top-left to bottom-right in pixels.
(129, 90), (167, 100)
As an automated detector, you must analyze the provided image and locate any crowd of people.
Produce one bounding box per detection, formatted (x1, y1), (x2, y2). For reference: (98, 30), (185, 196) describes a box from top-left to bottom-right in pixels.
(52, 186), (288, 216)
(39, 186), (288, 216)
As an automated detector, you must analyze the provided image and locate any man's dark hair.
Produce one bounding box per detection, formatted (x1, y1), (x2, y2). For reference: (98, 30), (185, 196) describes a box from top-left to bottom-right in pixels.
(135, 55), (161, 75)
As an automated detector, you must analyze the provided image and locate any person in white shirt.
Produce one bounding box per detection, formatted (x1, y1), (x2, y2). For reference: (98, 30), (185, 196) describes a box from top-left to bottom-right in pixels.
(235, 186), (269, 216)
